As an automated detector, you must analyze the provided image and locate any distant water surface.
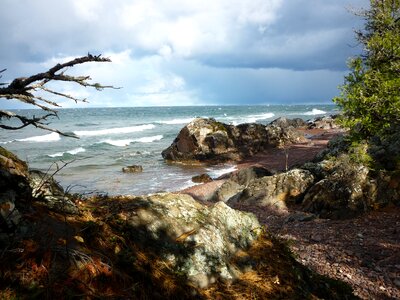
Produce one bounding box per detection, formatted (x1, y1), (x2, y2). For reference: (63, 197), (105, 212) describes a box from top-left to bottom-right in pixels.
(0, 105), (337, 195)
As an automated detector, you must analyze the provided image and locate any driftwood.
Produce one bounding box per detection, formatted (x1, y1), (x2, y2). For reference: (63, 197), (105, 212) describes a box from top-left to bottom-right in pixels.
(0, 54), (115, 137)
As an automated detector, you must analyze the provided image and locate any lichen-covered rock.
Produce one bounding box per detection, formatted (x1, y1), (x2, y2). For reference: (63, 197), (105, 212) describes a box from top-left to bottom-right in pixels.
(221, 166), (274, 185)
(29, 170), (78, 214)
(114, 193), (261, 288)
(228, 169), (315, 209)
(303, 154), (400, 218)
(212, 180), (244, 203)
(302, 161), (371, 219)
(162, 118), (306, 164)
(212, 166), (275, 203)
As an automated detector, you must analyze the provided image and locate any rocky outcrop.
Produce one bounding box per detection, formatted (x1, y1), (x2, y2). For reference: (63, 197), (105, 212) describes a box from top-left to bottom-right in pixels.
(302, 154), (400, 219)
(212, 166), (275, 203)
(110, 193), (261, 288)
(162, 118), (307, 164)
(228, 169), (315, 209)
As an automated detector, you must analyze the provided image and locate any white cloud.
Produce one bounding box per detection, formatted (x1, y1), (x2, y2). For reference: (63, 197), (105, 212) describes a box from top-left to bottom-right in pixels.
(0, 0), (370, 108)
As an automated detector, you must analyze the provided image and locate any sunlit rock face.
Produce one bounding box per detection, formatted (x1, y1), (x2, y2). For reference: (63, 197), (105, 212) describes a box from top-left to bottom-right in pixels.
(226, 169), (315, 209)
(162, 117), (306, 164)
(114, 193), (261, 288)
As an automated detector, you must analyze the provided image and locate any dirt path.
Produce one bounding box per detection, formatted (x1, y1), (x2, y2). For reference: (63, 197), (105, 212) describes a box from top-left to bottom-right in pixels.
(235, 204), (400, 300)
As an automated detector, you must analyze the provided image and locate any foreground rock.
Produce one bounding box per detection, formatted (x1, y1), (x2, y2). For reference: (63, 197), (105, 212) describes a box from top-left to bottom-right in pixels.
(0, 146), (79, 232)
(0, 147), (31, 231)
(228, 169), (315, 209)
(97, 193), (261, 288)
(162, 118), (307, 164)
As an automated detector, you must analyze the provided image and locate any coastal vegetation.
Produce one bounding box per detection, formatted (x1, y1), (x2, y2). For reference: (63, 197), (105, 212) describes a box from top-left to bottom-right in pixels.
(334, 0), (400, 141)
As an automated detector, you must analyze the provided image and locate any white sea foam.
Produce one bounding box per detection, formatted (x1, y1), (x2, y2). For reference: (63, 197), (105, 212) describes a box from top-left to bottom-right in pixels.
(68, 147), (86, 155)
(17, 132), (60, 143)
(101, 135), (163, 147)
(303, 108), (327, 115)
(48, 147), (86, 157)
(175, 179), (201, 191)
(158, 118), (195, 125)
(102, 139), (133, 147)
(134, 135), (163, 143)
(247, 112), (275, 122)
(207, 165), (237, 178)
(227, 112), (275, 125)
(73, 124), (155, 137)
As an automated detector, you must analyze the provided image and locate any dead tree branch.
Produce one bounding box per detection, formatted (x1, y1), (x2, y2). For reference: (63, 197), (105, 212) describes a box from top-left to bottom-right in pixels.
(0, 54), (117, 137)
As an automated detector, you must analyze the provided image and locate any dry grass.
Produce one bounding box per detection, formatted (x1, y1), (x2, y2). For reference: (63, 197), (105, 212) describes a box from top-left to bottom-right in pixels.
(0, 195), (357, 299)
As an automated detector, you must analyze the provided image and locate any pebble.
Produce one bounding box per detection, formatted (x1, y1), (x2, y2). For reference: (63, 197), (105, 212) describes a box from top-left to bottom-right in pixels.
(394, 280), (400, 288)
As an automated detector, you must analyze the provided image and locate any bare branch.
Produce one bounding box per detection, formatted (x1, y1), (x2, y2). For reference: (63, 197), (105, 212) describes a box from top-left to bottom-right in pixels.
(0, 110), (77, 138)
(0, 54), (115, 136)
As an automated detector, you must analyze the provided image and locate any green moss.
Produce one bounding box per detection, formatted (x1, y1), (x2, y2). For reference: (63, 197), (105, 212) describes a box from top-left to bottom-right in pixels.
(349, 141), (373, 167)
(211, 121), (228, 133)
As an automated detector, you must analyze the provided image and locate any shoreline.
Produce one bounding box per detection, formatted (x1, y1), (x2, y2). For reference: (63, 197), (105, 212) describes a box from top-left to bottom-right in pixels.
(179, 127), (345, 202)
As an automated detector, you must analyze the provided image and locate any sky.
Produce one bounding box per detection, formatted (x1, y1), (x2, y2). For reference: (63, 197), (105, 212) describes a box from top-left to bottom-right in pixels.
(0, 0), (369, 108)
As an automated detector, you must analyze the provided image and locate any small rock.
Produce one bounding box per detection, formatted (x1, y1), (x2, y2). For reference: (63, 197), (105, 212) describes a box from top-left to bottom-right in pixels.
(192, 173), (213, 183)
(310, 234), (323, 242)
(122, 165), (143, 173)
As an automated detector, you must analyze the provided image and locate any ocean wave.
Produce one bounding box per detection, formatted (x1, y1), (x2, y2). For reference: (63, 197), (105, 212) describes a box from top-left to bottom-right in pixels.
(134, 135), (163, 143)
(100, 135), (163, 147)
(157, 118), (195, 125)
(16, 132), (61, 143)
(73, 124), (155, 137)
(48, 147), (86, 158)
(207, 165), (237, 178)
(227, 112), (275, 125)
(303, 108), (327, 115)
(246, 112), (275, 123)
(101, 139), (133, 147)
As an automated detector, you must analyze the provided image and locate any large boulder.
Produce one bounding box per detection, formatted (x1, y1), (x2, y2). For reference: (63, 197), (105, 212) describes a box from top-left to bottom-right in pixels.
(162, 118), (307, 164)
(302, 154), (400, 219)
(108, 193), (261, 288)
(228, 169), (315, 209)
(213, 166), (275, 203)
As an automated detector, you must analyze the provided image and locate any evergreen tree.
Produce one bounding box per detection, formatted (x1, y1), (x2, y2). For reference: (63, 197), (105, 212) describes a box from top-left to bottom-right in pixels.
(334, 0), (400, 139)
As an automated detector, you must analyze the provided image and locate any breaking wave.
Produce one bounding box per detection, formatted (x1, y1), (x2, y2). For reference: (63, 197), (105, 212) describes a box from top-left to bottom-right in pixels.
(48, 147), (86, 158)
(73, 124), (155, 137)
(16, 132), (60, 143)
(100, 135), (163, 147)
(303, 108), (327, 116)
